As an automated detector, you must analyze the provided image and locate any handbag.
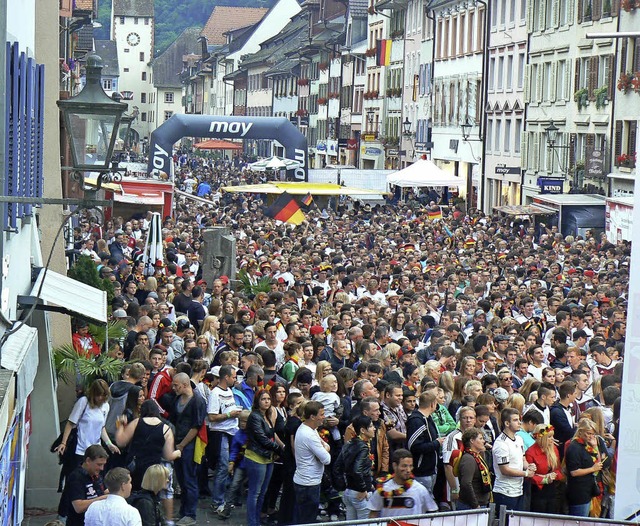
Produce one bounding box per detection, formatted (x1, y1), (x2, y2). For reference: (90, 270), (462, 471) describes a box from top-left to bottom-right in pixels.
(50, 397), (89, 462)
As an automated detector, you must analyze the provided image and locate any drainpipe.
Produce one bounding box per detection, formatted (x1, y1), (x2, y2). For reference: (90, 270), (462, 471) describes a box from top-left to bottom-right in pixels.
(0, 0), (7, 314)
(427, 0), (436, 160)
(476, 0), (491, 212)
(606, 13), (621, 197)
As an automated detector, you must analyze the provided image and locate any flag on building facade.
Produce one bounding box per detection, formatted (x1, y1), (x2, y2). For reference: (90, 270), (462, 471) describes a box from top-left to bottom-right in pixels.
(376, 39), (392, 66)
(265, 191), (306, 225)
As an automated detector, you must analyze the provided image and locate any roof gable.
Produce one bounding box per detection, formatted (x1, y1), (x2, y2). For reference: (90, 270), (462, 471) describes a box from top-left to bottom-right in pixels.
(113, 0), (154, 17)
(201, 6), (268, 45)
(152, 27), (202, 88)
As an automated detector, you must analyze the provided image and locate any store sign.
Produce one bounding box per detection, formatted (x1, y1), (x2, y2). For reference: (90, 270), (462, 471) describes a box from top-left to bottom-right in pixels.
(338, 138), (348, 148)
(495, 166), (521, 175)
(347, 139), (358, 150)
(586, 147), (605, 178)
(363, 134), (377, 142)
(316, 142), (327, 151)
(539, 178), (563, 194)
(365, 147), (382, 156)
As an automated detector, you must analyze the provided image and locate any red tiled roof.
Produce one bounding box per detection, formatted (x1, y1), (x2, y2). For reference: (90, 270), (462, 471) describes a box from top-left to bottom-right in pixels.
(201, 6), (268, 45)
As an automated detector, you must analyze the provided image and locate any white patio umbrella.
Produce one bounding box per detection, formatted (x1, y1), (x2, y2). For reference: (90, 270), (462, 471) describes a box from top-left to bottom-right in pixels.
(249, 155), (301, 171)
(143, 212), (163, 276)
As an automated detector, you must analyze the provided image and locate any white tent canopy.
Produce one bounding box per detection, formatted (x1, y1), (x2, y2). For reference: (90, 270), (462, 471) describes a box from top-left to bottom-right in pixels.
(386, 159), (464, 188)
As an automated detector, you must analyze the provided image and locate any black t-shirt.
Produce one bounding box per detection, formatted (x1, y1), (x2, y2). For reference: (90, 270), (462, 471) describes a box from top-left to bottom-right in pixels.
(170, 391), (207, 443)
(64, 466), (105, 526)
(173, 293), (193, 315)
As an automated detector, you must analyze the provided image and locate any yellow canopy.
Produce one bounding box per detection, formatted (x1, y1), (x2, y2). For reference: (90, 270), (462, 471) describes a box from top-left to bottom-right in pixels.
(83, 174), (123, 193)
(221, 182), (387, 197)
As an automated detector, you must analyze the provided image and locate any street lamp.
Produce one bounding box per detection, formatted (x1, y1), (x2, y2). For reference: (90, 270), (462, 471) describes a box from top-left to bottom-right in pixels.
(461, 118), (473, 141)
(402, 117), (412, 137)
(544, 123), (559, 148)
(57, 53), (127, 176)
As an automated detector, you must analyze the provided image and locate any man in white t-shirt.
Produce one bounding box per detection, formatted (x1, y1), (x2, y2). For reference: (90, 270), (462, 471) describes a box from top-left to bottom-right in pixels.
(368, 448), (437, 518)
(207, 365), (242, 514)
(293, 401), (331, 524)
(491, 408), (537, 511)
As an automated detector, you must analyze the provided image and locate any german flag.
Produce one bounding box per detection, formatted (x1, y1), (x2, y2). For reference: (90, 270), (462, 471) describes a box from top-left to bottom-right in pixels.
(301, 192), (314, 208)
(428, 208), (443, 220)
(265, 191), (305, 225)
(376, 39), (392, 66)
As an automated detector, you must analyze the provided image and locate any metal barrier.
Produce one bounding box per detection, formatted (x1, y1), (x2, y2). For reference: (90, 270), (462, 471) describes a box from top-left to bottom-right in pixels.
(306, 505), (494, 526)
(498, 507), (640, 526)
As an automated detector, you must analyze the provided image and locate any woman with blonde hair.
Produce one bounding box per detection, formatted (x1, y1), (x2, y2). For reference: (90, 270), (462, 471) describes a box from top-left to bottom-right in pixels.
(582, 407), (616, 456)
(196, 335), (215, 364)
(131, 464), (170, 526)
(503, 393), (526, 416)
(525, 424), (563, 512)
(438, 371), (455, 407)
(565, 418), (612, 516)
(459, 356), (478, 380)
(315, 360), (333, 384)
(423, 360), (442, 383)
(200, 315), (220, 348)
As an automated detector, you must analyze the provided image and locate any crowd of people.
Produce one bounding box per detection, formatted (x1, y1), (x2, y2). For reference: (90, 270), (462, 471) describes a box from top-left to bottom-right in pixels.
(54, 157), (629, 526)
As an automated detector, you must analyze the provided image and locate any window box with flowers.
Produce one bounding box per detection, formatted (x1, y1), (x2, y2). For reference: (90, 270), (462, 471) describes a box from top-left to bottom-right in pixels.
(594, 86), (609, 109)
(365, 47), (377, 58)
(616, 153), (636, 169)
(297, 78), (309, 86)
(621, 0), (639, 11)
(296, 109), (308, 116)
(318, 97), (328, 105)
(618, 72), (634, 93)
(574, 88), (589, 110)
(329, 92), (340, 99)
(319, 62), (329, 71)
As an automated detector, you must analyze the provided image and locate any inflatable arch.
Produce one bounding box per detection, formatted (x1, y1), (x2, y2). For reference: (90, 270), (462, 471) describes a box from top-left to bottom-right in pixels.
(147, 115), (308, 181)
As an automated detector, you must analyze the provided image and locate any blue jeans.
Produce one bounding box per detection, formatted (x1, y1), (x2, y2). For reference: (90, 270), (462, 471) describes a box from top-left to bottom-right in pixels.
(174, 442), (198, 519)
(245, 458), (273, 526)
(568, 502), (592, 517)
(224, 465), (246, 507)
(343, 489), (370, 520)
(211, 431), (231, 506)
(493, 492), (525, 512)
(416, 474), (437, 498)
(294, 483), (321, 524)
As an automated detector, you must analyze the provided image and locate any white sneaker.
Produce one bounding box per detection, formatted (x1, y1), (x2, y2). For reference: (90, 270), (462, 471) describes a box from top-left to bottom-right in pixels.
(176, 517), (196, 526)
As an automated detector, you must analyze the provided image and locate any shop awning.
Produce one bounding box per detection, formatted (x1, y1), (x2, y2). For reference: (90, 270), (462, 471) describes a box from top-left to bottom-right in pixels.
(1, 325), (38, 409)
(18, 268), (107, 324)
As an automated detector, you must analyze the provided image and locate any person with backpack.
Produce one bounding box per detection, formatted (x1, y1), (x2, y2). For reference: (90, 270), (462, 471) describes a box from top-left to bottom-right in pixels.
(129, 464), (170, 526)
(335, 415), (376, 520)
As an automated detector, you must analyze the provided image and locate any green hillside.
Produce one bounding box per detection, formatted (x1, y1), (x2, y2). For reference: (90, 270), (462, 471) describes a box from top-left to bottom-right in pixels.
(96, 0), (276, 56)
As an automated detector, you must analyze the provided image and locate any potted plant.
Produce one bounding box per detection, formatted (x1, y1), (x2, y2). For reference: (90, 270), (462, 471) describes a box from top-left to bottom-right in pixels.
(574, 88), (589, 110)
(616, 153), (636, 168)
(319, 62), (329, 71)
(594, 86), (609, 108)
(633, 72), (640, 93)
(618, 72), (634, 93)
(621, 0), (638, 11)
(318, 97), (328, 105)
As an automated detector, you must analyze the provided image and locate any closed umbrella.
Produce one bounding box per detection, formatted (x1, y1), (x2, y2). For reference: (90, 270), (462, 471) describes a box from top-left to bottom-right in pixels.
(143, 212), (163, 276)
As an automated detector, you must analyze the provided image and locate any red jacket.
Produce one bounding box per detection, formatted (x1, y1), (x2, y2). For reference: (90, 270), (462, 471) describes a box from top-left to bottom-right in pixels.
(72, 332), (101, 357)
(148, 369), (173, 417)
(525, 442), (564, 489)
